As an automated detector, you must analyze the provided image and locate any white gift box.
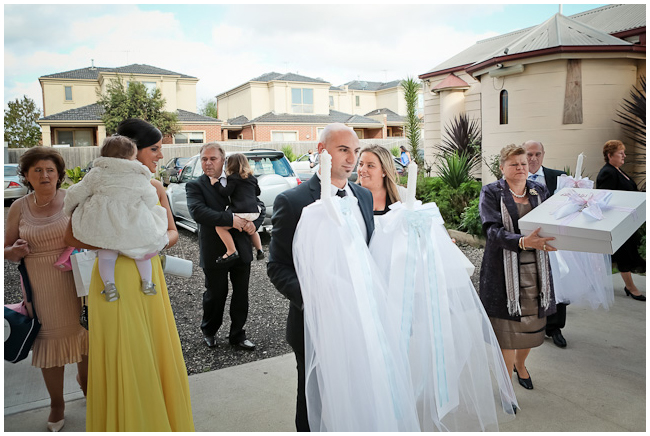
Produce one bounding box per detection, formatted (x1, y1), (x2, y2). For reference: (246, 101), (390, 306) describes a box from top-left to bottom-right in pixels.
(518, 188), (646, 254)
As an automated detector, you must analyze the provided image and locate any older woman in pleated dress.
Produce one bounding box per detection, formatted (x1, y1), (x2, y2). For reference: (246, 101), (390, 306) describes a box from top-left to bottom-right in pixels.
(4, 147), (89, 432)
(478, 144), (558, 391)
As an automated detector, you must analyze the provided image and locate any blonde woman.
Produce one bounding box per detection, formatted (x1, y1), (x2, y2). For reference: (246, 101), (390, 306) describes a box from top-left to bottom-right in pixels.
(357, 145), (407, 216)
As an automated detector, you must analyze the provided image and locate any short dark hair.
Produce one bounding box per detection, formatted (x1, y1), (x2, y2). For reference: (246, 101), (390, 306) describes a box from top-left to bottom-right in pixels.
(603, 140), (625, 163)
(116, 118), (162, 149)
(18, 147), (66, 191)
(101, 135), (137, 159)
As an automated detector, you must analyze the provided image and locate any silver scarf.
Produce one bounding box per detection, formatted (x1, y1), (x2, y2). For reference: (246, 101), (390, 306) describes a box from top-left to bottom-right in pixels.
(500, 198), (552, 317)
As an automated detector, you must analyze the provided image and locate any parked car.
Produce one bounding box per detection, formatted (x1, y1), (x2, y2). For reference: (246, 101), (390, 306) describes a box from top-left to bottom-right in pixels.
(161, 156), (191, 186)
(290, 152), (319, 175)
(166, 150), (300, 233)
(298, 157), (406, 183)
(4, 164), (28, 203)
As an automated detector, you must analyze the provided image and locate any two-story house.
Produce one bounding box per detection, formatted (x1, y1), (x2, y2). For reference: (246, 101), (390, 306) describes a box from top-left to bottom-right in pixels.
(217, 72), (419, 141)
(37, 63), (222, 147)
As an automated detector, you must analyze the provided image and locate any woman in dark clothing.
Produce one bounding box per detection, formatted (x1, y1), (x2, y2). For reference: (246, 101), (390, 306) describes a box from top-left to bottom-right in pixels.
(479, 144), (557, 391)
(596, 140), (645, 301)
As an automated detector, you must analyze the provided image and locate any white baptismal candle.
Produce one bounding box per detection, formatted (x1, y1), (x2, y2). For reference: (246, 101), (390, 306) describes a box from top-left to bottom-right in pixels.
(320, 150), (332, 200)
(575, 153), (584, 178)
(405, 161), (417, 210)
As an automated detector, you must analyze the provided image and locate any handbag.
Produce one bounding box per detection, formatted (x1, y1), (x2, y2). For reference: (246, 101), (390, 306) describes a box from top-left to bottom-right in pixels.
(160, 254), (193, 278)
(70, 250), (97, 297)
(4, 260), (40, 364)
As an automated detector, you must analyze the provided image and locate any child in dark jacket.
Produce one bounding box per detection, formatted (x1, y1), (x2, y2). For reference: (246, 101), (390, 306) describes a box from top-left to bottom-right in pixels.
(214, 153), (264, 263)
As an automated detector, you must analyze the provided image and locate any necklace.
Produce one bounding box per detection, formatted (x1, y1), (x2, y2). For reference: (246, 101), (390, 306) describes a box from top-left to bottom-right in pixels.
(33, 192), (55, 208)
(509, 187), (527, 198)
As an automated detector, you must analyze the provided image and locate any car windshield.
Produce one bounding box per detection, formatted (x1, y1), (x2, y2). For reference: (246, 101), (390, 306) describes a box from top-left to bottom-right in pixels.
(4, 166), (18, 177)
(247, 155), (293, 177)
(177, 157), (190, 167)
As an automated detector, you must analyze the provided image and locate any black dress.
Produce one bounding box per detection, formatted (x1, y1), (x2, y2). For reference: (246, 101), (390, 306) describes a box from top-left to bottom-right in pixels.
(596, 163), (645, 273)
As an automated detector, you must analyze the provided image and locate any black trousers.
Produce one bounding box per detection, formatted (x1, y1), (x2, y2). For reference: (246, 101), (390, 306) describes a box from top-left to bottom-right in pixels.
(201, 261), (250, 344)
(546, 302), (567, 335)
(294, 349), (311, 432)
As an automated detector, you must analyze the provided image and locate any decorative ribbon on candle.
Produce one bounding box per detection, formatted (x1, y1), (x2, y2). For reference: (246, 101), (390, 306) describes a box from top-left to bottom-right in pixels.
(556, 174), (594, 190)
(384, 202), (451, 413)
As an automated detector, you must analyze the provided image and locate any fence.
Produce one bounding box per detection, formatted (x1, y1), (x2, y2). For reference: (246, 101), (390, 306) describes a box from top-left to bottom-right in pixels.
(6, 138), (410, 172)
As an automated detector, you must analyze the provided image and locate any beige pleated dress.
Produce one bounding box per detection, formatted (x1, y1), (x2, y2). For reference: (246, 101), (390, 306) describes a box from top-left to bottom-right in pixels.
(19, 197), (88, 368)
(490, 202), (547, 350)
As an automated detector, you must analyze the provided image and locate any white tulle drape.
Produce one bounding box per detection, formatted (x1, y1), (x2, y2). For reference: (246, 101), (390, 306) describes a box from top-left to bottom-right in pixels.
(293, 195), (420, 432)
(549, 251), (614, 309)
(370, 201), (518, 431)
(293, 193), (518, 431)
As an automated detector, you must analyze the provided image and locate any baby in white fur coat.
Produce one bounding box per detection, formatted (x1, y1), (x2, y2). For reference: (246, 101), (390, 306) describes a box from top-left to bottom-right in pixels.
(64, 135), (168, 301)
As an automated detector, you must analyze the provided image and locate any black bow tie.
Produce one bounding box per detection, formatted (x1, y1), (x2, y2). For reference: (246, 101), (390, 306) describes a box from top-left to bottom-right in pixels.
(336, 189), (347, 198)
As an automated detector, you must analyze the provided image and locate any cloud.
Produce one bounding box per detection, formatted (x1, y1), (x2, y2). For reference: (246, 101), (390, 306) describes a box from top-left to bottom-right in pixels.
(4, 4), (501, 111)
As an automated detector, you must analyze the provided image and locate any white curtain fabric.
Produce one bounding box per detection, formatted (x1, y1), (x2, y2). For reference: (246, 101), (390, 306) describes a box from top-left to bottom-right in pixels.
(293, 195), (420, 432)
(549, 251), (614, 309)
(370, 201), (518, 431)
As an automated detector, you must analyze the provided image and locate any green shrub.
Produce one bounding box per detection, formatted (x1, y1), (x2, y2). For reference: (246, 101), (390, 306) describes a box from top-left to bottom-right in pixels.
(435, 152), (472, 189)
(460, 197), (483, 236)
(390, 146), (400, 158)
(65, 166), (85, 185)
(483, 154), (502, 180)
(281, 145), (297, 162)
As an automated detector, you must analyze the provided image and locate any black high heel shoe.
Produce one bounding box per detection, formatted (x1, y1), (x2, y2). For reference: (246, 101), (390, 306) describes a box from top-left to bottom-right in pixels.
(624, 287), (646, 301)
(514, 366), (533, 390)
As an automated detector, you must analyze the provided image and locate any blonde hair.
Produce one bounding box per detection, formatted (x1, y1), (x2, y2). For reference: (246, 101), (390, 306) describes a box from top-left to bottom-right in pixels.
(499, 144), (526, 166)
(226, 153), (253, 179)
(100, 135), (137, 159)
(358, 145), (401, 204)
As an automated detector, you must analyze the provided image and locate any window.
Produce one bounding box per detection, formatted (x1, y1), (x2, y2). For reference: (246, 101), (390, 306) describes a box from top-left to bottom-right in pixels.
(354, 129), (364, 139)
(329, 96), (334, 107)
(355, 95), (360, 107)
(317, 127), (325, 140)
(174, 132), (204, 144)
(271, 131), (298, 141)
(291, 88), (313, 113)
(55, 129), (93, 147)
(64, 86), (72, 101)
(417, 94), (424, 117)
(500, 90), (508, 124)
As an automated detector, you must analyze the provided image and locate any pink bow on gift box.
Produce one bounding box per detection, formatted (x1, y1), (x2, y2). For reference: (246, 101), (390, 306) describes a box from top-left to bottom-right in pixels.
(553, 190), (612, 221)
(556, 174), (594, 190)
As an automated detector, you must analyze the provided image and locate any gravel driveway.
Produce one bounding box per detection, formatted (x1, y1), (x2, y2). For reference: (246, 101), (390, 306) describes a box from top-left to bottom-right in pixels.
(4, 206), (484, 376)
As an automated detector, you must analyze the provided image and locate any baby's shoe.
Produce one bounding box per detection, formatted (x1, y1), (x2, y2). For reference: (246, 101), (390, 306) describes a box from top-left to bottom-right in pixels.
(141, 280), (157, 296)
(256, 249), (265, 260)
(101, 282), (120, 302)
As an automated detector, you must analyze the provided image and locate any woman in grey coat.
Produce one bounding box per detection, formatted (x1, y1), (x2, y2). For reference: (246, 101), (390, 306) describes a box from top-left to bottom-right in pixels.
(479, 144), (557, 391)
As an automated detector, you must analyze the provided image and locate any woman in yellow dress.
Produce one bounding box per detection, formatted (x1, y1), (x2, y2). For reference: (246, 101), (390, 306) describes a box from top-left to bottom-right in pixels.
(65, 118), (194, 431)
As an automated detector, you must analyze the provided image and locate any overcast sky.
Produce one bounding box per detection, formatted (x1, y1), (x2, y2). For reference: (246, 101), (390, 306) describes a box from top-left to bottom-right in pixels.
(4, 3), (605, 112)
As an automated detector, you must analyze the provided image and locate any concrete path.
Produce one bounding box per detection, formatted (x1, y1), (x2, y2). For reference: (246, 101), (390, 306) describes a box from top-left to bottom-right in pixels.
(4, 273), (645, 432)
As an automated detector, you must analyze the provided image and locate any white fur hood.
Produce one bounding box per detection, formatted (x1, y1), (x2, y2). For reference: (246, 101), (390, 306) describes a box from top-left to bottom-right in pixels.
(92, 156), (152, 177)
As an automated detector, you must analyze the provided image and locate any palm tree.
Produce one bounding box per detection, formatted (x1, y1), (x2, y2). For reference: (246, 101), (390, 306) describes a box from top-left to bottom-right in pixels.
(401, 77), (423, 168)
(615, 76), (645, 189)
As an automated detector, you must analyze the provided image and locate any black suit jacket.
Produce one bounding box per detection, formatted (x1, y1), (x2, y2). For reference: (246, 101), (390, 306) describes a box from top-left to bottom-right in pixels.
(596, 163), (638, 192)
(542, 166), (566, 195)
(186, 174), (265, 269)
(267, 175), (375, 353)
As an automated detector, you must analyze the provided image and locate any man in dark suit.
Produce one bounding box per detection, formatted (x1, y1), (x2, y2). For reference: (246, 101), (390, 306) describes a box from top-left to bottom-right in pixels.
(267, 123), (375, 431)
(522, 140), (568, 348)
(186, 143), (265, 350)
